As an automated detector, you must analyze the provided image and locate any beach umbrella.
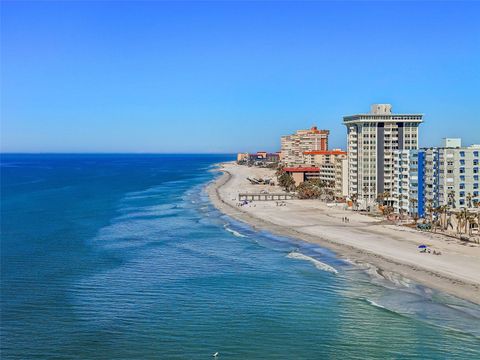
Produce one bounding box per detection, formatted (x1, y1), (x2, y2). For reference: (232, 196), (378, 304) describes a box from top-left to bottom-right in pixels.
(418, 244), (427, 249)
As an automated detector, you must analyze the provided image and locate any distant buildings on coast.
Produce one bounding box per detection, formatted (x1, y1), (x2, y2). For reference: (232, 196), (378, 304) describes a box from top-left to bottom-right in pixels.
(237, 103), (480, 217)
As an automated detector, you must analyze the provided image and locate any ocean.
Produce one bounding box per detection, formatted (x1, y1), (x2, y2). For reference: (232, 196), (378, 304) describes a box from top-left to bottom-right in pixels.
(1, 154), (479, 359)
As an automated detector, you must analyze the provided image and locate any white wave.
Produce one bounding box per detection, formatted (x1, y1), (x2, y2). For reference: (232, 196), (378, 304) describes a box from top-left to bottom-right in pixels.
(223, 225), (247, 238)
(287, 251), (338, 274)
(365, 298), (387, 310)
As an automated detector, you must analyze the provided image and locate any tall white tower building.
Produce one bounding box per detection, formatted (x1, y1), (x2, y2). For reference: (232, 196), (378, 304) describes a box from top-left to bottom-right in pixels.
(343, 104), (423, 209)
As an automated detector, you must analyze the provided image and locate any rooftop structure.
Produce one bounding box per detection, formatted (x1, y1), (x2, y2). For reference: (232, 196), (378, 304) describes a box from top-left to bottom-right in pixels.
(442, 138), (462, 148)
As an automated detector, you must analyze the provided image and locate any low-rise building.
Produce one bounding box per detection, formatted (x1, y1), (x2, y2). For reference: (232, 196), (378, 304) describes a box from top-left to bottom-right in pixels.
(237, 151), (280, 166)
(283, 167), (320, 186)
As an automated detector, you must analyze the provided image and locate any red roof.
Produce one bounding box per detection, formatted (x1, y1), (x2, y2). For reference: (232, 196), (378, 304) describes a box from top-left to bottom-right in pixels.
(283, 167), (320, 172)
(303, 150), (347, 155)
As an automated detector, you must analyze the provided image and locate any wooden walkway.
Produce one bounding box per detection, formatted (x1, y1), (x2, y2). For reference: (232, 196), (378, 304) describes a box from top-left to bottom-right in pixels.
(238, 193), (295, 201)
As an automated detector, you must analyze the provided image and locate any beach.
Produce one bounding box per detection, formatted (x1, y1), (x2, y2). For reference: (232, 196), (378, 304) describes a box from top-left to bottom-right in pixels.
(207, 162), (480, 305)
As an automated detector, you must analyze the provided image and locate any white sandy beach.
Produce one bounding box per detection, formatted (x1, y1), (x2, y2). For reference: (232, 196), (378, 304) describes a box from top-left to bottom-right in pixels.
(207, 162), (480, 305)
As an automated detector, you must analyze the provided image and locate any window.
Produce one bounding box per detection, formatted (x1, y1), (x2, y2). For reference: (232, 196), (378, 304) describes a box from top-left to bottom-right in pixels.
(461, 175), (466, 181)
(460, 151), (465, 157)
(460, 159), (465, 165)
(475, 175), (479, 181)
(460, 199), (465, 206)
(460, 183), (465, 189)
(474, 167), (479, 174)
(474, 191), (479, 197)
(474, 160), (479, 166)
(460, 167), (465, 174)
(460, 191), (465, 197)
(475, 183), (479, 189)
(474, 151), (479, 157)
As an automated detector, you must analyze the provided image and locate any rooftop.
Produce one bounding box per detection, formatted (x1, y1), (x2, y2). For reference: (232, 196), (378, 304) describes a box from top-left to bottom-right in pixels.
(343, 104), (423, 123)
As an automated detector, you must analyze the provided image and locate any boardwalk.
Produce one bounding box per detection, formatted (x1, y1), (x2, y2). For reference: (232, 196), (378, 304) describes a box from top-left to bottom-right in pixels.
(238, 193), (295, 201)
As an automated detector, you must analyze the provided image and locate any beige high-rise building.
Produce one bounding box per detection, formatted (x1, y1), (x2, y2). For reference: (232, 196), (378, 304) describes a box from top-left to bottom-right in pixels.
(343, 104), (423, 209)
(281, 126), (329, 166)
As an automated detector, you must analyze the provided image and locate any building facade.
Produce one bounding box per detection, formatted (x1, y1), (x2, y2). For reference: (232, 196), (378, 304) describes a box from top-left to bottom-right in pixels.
(432, 143), (480, 209)
(237, 151), (280, 166)
(343, 104), (423, 209)
(392, 149), (424, 216)
(393, 139), (480, 217)
(302, 149), (347, 167)
(335, 157), (349, 199)
(281, 126), (329, 166)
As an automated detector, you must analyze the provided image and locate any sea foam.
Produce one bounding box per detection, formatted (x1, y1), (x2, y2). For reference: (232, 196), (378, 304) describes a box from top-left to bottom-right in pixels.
(223, 225), (247, 238)
(287, 251), (338, 274)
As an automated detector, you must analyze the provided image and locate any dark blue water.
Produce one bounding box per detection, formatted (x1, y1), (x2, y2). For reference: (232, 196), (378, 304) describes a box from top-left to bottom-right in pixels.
(1, 154), (479, 359)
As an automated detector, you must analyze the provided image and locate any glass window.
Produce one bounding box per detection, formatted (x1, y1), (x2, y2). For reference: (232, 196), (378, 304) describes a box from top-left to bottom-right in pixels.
(460, 167), (465, 174)
(474, 151), (479, 157)
(460, 191), (465, 197)
(460, 159), (465, 165)
(460, 199), (465, 206)
(460, 151), (465, 157)
(460, 183), (465, 189)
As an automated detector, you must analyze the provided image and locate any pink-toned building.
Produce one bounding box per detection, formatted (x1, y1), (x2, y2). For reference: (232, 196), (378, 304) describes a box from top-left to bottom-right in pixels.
(281, 126), (330, 166)
(302, 149), (347, 167)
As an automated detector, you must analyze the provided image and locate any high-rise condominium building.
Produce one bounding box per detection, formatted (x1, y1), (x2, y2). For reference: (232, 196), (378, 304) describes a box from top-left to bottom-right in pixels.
(343, 104), (423, 209)
(392, 149), (423, 216)
(393, 140), (480, 216)
(280, 126), (329, 166)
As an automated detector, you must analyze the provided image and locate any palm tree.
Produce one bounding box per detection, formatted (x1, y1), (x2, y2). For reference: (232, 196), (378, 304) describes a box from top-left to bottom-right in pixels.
(425, 199), (435, 227)
(278, 172), (295, 192)
(465, 209), (474, 236)
(409, 197), (418, 218)
(440, 205), (449, 230)
(448, 191), (456, 209)
(455, 210), (464, 234)
(350, 193), (359, 211)
(466, 193), (473, 208)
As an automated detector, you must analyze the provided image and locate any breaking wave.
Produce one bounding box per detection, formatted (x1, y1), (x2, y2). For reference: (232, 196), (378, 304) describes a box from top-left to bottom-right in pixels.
(287, 251), (338, 274)
(224, 225), (247, 238)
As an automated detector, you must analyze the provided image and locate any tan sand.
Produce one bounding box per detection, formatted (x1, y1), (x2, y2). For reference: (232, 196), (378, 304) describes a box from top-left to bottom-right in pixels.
(207, 162), (480, 305)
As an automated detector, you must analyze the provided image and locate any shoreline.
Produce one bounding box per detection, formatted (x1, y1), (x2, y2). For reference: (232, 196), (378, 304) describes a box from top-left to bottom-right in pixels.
(206, 162), (480, 305)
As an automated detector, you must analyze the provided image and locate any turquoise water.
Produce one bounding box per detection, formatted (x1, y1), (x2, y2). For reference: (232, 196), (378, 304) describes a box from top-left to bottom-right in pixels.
(1, 154), (479, 359)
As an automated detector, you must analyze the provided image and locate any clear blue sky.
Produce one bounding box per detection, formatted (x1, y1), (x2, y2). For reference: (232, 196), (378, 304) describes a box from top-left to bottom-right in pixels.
(1, 1), (479, 153)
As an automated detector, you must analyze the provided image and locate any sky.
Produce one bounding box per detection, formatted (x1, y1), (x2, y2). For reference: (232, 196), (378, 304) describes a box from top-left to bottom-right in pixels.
(1, 1), (479, 153)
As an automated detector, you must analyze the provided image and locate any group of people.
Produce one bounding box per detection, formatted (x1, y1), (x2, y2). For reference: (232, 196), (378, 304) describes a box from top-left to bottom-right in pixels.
(420, 248), (442, 255)
(275, 201), (287, 207)
(342, 217), (350, 223)
(236, 200), (256, 207)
